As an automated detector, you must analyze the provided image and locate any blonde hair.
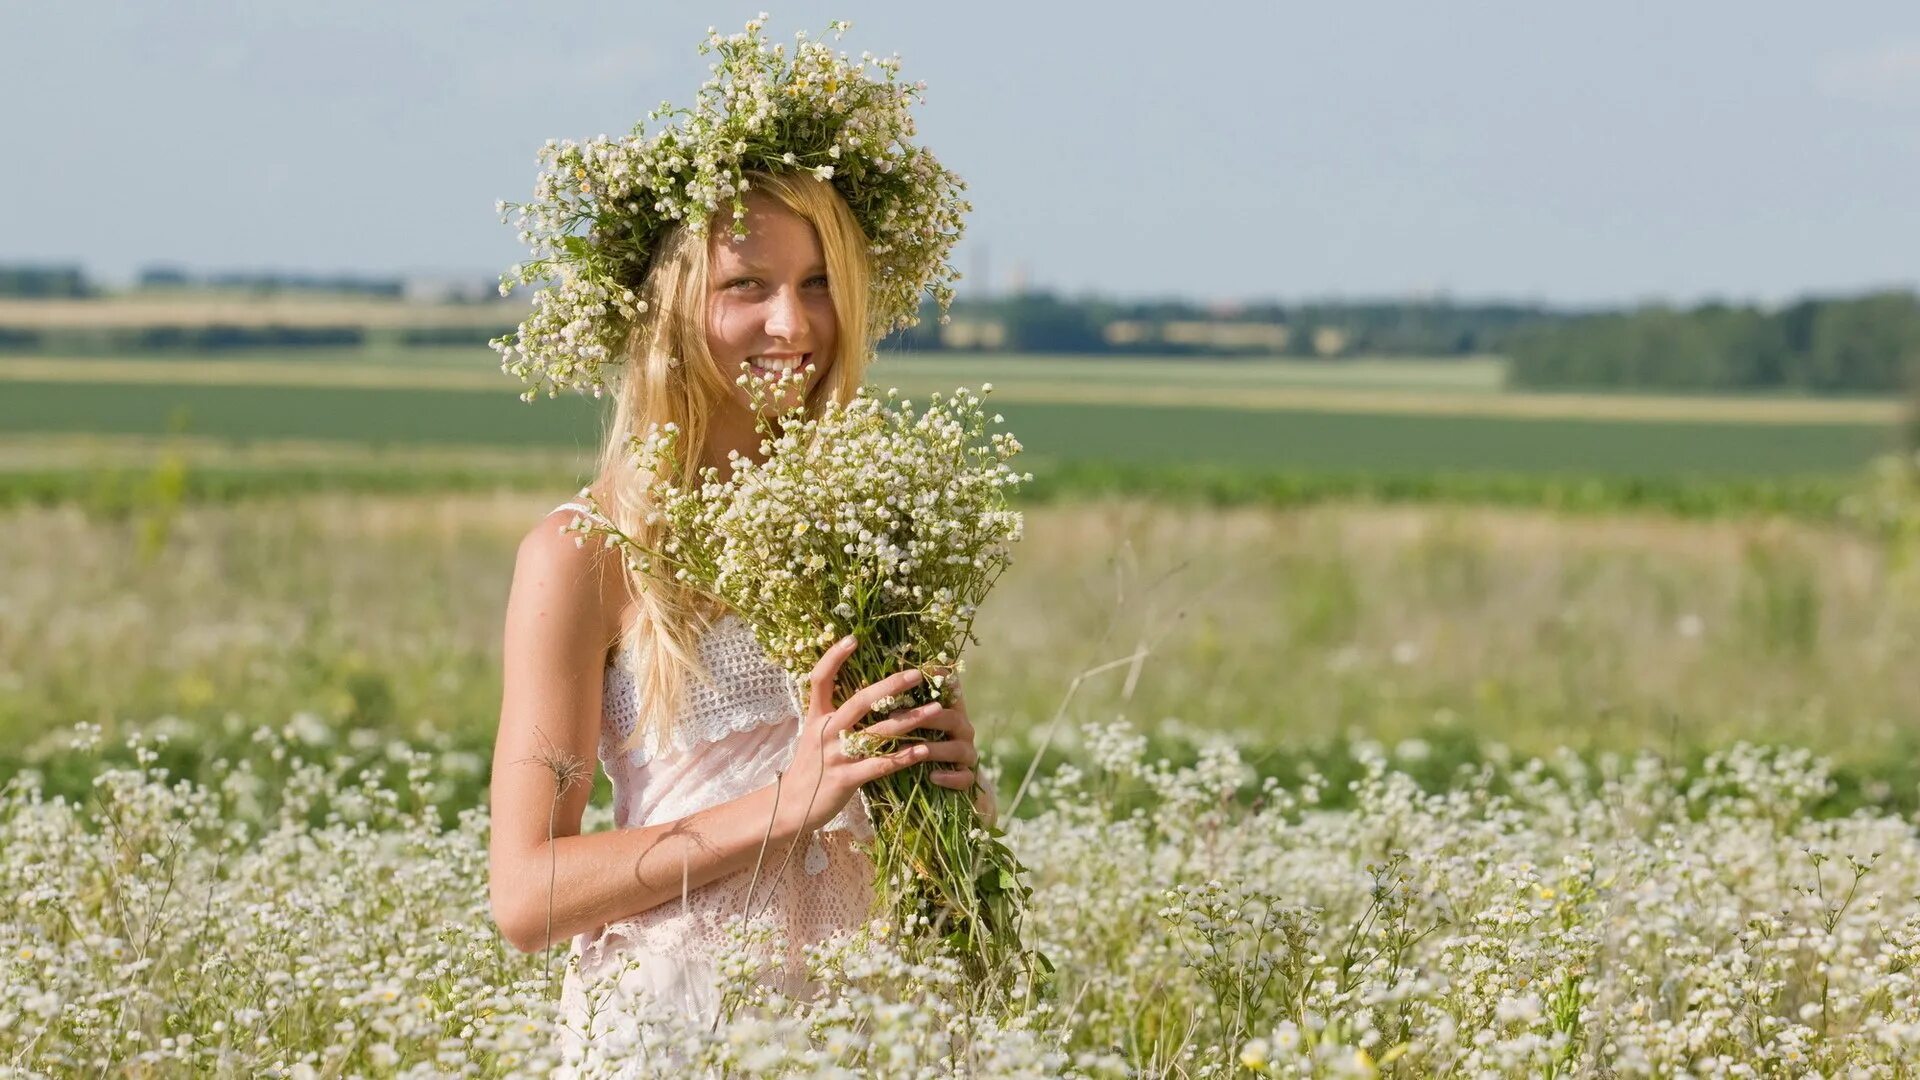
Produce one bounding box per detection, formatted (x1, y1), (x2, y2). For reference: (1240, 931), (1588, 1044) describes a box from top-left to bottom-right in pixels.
(590, 170), (877, 752)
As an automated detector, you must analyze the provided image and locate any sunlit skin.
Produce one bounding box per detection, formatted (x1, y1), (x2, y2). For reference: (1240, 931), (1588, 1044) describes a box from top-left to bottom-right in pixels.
(700, 193), (839, 475)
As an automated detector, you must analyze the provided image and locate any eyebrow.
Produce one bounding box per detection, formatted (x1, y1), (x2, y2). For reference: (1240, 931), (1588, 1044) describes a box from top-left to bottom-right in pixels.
(717, 258), (829, 276)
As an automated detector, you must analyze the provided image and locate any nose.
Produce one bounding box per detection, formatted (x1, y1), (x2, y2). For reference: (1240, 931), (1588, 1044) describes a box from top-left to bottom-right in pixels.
(763, 284), (806, 343)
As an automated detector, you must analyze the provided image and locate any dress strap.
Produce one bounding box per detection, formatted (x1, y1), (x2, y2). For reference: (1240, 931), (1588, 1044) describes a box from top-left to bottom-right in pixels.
(549, 486), (608, 526)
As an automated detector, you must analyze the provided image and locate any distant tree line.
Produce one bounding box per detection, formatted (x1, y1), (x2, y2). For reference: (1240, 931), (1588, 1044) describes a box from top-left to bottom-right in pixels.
(0, 266), (92, 298)
(0, 325), (517, 354)
(1504, 291), (1920, 394)
(888, 293), (1567, 357)
(6, 263), (1918, 396)
(137, 265), (406, 298)
(0, 265), (411, 300)
(887, 288), (1920, 395)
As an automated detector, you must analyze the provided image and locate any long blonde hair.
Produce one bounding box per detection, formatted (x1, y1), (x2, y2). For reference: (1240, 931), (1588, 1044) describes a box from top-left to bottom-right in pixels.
(591, 170), (878, 752)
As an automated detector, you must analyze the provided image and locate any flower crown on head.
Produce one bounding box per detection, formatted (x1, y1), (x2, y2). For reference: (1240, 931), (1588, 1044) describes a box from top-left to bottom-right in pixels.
(491, 14), (970, 402)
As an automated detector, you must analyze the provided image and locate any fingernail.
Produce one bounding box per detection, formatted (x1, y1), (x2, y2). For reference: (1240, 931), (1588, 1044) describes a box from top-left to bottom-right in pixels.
(840, 634), (857, 648)
(903, 670), (922, 684)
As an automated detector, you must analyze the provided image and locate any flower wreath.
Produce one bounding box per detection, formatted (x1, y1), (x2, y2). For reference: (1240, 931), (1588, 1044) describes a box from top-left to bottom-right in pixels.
(491, 15), (970, 402)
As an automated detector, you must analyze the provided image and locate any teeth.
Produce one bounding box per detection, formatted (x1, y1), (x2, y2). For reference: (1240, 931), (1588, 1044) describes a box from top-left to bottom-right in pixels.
(749, 354), (806, 373)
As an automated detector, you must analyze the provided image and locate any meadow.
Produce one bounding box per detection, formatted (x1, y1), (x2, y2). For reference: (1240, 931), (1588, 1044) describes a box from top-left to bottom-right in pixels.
(5, 346), (1920, 1075)
(6, 489), (1920, 798)
(0, 350), (1903, 479)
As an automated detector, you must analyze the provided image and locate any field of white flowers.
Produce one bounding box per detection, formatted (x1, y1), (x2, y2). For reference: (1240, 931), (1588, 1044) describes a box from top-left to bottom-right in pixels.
(6, 487), (1920, 1076)
(8, 713), (1920, 1077)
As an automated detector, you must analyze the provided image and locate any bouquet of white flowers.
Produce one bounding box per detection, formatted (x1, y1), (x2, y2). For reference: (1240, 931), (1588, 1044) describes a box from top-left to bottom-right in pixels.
(577, 371), (1050, 1002)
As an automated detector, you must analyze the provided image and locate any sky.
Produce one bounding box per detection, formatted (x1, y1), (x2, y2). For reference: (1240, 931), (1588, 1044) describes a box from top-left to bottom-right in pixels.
(4, 1), (1919, 308)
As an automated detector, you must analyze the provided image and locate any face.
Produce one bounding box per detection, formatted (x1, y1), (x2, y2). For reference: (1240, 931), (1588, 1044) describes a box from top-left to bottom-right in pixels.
(706, 193), (838, 417)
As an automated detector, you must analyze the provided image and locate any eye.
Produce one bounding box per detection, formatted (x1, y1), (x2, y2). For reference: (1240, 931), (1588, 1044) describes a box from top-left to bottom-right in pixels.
(805, 274), (830, 289)
(724, 277), (761, 291)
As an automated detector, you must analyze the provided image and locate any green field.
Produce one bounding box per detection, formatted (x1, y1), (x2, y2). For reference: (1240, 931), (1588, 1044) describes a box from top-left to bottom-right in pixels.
(0, 349), (1904, 478)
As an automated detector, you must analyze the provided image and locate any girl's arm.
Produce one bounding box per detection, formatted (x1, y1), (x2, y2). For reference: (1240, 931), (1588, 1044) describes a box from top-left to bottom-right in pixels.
(487, 512), (820, 954)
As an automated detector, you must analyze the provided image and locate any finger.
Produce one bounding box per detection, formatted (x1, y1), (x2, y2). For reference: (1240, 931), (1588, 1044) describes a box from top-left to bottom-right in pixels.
(944, 704), (974, 743)
(807, 634), (860, 719)
(831, 668), (924, 735)
(915, 739), (979, 768)
(855, 742), (933, 785)
(855, 734), (977, 781)
(928, 768), (976, 790)
(862, 703), (952, 739)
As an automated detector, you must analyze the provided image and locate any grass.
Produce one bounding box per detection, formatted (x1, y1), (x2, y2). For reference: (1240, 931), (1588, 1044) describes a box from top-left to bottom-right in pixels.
(0, 444), (1874, 526)
(3, 345), (1904, 483)
(5, 348), (1906, 422)
(0, 375), (1900, 478)
(0, 378), (603, 447)
(5, 493), (1917, 817)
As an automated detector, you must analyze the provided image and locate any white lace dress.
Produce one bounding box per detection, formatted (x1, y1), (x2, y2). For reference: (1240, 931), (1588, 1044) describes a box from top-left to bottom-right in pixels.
(546, 500), (877, 1065)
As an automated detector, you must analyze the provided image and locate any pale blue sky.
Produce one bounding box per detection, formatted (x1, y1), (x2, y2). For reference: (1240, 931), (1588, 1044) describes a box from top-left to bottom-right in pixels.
(5, 2), (1918, 306)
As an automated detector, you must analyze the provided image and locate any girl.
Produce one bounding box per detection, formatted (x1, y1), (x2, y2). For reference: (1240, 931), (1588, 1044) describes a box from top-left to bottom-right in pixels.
(485, 167), (997, 1048)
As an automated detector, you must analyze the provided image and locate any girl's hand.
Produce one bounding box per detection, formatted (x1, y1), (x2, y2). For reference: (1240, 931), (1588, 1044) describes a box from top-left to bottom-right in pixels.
(864, 665), (995, 826)
(862, 669), (979, 792)
(777, 635), (979, 833)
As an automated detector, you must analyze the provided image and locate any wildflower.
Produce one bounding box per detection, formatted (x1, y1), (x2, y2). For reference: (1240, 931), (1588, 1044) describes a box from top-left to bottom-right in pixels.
(492, 15), (970, 401)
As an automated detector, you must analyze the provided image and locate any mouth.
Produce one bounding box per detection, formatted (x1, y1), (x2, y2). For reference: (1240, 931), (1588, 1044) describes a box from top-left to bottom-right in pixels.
(746, 352), (814, 380)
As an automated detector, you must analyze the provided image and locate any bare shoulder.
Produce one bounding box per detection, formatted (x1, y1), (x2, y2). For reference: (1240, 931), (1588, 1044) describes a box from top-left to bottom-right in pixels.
(509, 493), (629, 657)
(518, 500), (610, 570)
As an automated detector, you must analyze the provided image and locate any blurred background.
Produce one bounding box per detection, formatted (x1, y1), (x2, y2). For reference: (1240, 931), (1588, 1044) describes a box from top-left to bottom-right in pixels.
(3, 2), (1918, 813)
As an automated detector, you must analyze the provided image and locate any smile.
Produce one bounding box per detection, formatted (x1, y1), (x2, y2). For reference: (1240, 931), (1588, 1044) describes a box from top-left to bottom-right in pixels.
(747, 353), (813, 378)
